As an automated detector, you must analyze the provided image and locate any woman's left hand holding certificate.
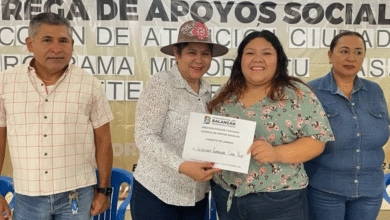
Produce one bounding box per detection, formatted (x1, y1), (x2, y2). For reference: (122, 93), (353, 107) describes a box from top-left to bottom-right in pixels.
(179, 161), (222, 182)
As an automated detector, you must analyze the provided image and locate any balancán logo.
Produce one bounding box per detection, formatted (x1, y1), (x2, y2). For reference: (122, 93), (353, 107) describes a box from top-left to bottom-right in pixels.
(203, 116), (211, 124)
(211, 117), (236, 127)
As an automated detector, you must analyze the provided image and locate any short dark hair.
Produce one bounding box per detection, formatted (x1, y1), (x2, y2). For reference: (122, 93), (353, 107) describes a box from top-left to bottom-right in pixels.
(173, 43), (213, 56)
(29, 12), (71, 39)
(330, 31), (366, 52)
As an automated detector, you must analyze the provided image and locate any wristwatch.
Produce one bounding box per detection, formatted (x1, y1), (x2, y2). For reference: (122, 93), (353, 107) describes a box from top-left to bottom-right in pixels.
(96, 187), (113, 196)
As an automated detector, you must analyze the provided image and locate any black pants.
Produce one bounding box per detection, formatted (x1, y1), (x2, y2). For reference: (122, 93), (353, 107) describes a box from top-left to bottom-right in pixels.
(130, 179), (208, 220)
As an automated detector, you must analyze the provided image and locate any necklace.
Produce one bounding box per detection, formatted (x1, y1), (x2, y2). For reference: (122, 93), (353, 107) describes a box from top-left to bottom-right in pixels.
(31, 65), (62, 84)
(41, 78), (57, 83)
(37, 74), (63, 85)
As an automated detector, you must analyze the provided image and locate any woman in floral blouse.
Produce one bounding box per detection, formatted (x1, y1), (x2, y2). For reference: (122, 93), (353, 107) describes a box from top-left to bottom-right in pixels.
(207, 30), (334, 220)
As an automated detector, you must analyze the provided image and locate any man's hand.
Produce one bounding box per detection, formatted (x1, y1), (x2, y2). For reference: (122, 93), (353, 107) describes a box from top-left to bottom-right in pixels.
(0, 195), (11, 220)
(179, 161), (222, 182)
(90, 191), (110, 216)
(0, 127), (9, 220)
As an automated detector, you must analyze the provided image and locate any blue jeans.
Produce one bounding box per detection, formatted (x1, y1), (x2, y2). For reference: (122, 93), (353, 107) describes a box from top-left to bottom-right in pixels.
(13, 186), (94, 220)
(211, 181), (308, 220)
(130, 179), (208, 220)
(307, 185), (383, 220)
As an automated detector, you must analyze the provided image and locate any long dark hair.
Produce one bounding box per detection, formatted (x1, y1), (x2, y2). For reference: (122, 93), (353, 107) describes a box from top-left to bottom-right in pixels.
(207, 30), (307, 113)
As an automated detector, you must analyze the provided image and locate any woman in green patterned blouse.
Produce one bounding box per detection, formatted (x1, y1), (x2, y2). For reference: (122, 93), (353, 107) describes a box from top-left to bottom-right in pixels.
(207, 30), (335, 220)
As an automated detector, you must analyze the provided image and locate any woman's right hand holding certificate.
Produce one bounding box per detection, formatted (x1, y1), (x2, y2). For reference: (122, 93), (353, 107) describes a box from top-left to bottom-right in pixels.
(179, 161), (222, 182)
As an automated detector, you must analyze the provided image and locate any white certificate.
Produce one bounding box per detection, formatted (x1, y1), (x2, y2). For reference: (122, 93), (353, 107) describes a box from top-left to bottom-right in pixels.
(182, 112), (256, 174)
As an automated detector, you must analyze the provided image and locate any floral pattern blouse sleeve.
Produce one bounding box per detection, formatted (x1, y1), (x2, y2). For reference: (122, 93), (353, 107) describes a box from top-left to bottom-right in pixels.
(289, 82), (334, 143)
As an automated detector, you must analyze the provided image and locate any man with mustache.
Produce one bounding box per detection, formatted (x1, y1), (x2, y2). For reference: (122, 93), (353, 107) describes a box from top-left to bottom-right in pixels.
(0, 12), (114, 220)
